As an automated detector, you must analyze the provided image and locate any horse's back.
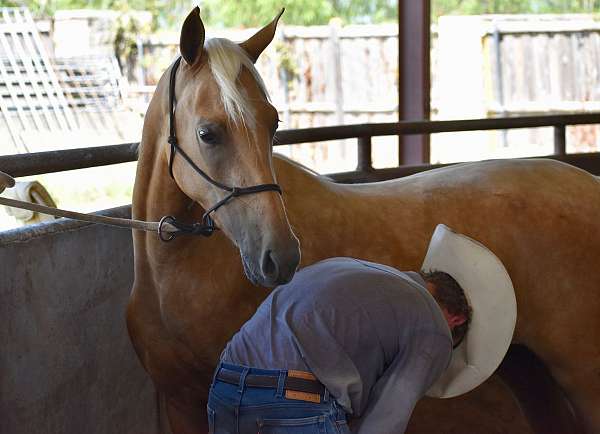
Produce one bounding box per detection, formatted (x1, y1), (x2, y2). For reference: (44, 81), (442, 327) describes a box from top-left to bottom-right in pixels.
(352, 158), (599, 203)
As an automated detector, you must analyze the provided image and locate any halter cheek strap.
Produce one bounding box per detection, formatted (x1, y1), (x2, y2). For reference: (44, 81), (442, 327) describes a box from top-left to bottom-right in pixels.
(161, 56), (282, 242)
(167, 56), (181, 180)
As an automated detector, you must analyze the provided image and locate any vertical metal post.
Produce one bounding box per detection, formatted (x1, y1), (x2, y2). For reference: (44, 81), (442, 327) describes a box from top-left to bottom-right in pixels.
(398, 0), (431, 165)
(554, 125), (567, 155)
(356, 136), (373, 172)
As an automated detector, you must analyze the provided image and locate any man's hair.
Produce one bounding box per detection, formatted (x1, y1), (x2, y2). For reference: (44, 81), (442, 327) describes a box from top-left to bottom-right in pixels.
(420, 270), (472, 345)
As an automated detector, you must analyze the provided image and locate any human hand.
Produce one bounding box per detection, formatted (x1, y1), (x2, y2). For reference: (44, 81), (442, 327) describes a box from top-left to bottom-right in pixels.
(0, 171), (15, 194)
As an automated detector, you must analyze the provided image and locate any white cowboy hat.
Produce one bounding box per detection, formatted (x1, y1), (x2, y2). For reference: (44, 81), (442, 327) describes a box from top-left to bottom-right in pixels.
(423, 224), (517, 399)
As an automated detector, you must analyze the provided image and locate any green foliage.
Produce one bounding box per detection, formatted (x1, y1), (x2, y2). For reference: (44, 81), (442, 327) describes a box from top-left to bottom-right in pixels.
(1, 0), (396, 25)
(433, 0), (600, 20)
(201, 0), (333, 27)
(197, 0), (398, 26)
(2, 0), (600, 27)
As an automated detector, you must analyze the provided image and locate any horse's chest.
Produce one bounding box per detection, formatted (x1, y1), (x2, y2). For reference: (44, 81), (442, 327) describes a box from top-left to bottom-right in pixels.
(128, 291), (209, 390)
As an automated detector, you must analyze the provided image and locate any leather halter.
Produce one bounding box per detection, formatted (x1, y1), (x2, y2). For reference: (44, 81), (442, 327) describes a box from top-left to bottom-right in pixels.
(159, 57), (283, 241)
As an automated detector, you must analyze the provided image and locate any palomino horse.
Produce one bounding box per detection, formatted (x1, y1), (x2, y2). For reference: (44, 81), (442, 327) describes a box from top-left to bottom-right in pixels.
(129, 7), (600, 434)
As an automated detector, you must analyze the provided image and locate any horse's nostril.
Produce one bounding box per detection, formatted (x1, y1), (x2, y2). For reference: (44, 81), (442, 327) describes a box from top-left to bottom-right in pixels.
(260, 244), (300, 287)
(261, 249), (278, 280)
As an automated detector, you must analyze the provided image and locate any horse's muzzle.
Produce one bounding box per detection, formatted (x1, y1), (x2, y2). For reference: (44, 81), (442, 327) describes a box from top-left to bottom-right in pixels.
(259, 240), (300, 287)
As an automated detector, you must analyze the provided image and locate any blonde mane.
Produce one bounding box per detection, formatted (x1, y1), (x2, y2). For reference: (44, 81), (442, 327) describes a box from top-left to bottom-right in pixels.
(204, 38), (270, 129)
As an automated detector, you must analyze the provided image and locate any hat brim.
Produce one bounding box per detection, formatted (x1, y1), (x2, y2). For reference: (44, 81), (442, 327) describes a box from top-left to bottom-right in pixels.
(422, 224), (517, 398)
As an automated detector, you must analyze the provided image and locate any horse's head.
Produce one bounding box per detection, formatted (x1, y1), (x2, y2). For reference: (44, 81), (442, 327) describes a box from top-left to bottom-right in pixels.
(167, 7), (300, 287)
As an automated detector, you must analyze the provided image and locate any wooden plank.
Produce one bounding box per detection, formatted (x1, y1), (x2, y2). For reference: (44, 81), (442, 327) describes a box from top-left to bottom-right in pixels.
(285, 101), (396, 113)
(486, 19), (600, 34)
(330, 21), (344, 125)
(282, 25), (398, 39)
(487, 101), (600, 113)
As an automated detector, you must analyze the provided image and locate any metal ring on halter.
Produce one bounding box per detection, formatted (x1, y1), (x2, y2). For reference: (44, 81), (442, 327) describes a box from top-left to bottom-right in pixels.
(158, 215), (178, 242)
(201, 213), (216, 233)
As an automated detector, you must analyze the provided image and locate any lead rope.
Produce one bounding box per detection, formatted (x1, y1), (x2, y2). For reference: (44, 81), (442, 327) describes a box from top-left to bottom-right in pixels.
(0, 194), (179, 236)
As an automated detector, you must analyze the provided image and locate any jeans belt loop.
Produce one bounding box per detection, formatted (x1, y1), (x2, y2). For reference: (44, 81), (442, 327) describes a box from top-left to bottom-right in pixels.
(275, 370), (287, 398)
(211, 362), (223, 389)
(323, 387), (330, 403)
(238, 367), (250, 394)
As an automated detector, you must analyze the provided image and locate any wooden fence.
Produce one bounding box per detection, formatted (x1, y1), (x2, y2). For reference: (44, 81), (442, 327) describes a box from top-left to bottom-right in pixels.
(433, 14), (600, 163)
(141, 16), (600, 169)
(2, 13), (596, 169)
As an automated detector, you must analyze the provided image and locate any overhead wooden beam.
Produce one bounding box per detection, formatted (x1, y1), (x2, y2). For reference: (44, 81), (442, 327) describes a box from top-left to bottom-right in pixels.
(398, 0), (431, 164)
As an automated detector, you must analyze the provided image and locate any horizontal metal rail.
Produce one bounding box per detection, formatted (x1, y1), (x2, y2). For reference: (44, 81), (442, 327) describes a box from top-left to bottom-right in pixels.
(0, 112), (599, 178)
(276, 112), (600, 144)
(328, 152), (600, 182)
(0, 143), (139, 178)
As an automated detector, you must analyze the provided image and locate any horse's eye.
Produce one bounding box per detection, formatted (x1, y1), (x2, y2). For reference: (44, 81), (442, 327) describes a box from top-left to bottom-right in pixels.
(197, 128), (218, 145)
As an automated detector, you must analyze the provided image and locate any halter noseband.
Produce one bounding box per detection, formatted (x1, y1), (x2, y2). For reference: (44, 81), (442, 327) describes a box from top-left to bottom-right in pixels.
(159, 56), (283, 242)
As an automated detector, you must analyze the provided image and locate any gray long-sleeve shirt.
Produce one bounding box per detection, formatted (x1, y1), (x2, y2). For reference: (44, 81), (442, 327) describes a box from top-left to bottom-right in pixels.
(222, 257), (452, 434)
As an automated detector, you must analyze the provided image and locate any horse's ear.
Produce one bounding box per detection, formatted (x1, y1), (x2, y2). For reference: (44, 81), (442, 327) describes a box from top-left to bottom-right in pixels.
(180, 7), (205, 66)
(240, 8), (284, 63)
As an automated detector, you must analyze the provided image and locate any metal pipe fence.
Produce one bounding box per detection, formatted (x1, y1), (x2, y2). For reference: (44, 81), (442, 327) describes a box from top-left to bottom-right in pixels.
(0, 112), (599, 179)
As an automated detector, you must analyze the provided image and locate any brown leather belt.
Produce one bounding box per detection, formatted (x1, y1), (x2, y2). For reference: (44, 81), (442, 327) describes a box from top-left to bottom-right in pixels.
(216, 368), (326, 398)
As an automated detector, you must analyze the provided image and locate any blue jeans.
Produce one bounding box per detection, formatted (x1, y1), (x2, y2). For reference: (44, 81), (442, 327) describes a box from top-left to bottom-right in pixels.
(208, 362), (350, 434)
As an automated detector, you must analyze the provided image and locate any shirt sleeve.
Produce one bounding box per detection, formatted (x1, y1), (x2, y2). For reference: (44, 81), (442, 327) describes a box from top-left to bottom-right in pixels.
(352, 332), (452, 434)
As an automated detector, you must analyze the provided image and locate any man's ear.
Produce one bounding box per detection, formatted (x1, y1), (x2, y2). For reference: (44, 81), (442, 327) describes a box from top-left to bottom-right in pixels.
(240, 8), (284, 63)
(446, 312), (466, 329)
(180, 7), (206, 66)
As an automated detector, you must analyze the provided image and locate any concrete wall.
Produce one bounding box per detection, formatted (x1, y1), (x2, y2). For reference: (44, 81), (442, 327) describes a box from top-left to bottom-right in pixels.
(0, 206), (159, 434)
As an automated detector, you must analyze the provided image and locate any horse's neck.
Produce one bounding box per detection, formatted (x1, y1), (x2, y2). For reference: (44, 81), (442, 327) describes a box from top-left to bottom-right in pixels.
(272, 156), (357, 259)
(272, 155), (419, 266)
(133, 68), (198, 221)
(132, 77), (211, 273)
(134, 140), (190, 222)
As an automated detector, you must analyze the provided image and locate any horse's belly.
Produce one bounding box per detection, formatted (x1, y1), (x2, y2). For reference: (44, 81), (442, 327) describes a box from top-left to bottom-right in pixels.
(408, 375), (532, 434)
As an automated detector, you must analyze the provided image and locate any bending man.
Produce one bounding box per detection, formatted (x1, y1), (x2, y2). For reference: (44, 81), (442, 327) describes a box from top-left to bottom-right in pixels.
(207, 256), (471, 433)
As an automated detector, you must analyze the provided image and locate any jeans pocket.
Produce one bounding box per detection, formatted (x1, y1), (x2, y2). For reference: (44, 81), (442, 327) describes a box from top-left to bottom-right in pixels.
(207, 405), (215, 434)
(258, 414), (325, 434)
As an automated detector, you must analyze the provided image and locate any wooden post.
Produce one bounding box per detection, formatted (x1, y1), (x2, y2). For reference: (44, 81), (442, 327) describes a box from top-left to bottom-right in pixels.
(398, 0), (431, 165)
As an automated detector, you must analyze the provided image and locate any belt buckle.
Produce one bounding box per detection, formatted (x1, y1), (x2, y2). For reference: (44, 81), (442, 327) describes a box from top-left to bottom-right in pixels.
(284, 370), (322, 404)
